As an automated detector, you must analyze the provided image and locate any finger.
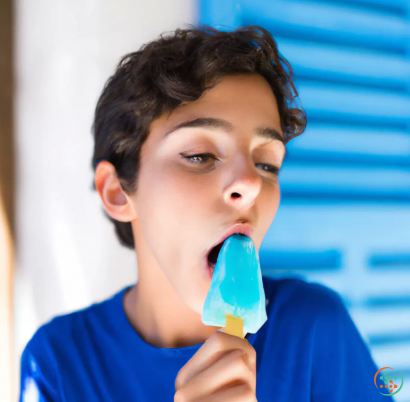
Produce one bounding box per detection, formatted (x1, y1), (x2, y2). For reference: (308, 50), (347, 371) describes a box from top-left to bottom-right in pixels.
(176, 331), (256, 389)
(176, 332), (256, 389)
(176, 349), (256, 401)
(194, 383), (257, 402)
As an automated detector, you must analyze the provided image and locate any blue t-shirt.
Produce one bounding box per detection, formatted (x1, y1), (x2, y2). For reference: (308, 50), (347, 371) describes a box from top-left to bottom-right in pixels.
(20, 277), (390, 401)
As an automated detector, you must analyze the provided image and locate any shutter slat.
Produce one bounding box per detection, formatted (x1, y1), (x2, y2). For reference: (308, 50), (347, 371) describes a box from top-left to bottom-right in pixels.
(277, 37), (410, 89)
(299, 82), (410, 125)
(351, 307), (410, 335)
(280, 165), (410, 192)
(241, 0), (409, 52)
(288, 125), (410, 157)
(333, 0), (409, 13)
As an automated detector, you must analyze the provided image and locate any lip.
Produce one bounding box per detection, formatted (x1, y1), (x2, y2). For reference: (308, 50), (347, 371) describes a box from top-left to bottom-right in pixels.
(203, 223), (254, 279)
(214, 223), (254, 250)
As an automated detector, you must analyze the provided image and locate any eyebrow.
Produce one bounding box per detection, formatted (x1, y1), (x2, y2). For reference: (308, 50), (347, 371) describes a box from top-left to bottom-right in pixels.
(164, 117), (286, 153)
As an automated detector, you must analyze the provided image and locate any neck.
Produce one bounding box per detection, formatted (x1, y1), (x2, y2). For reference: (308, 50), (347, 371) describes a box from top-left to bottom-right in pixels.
(123, 248), (218, 349)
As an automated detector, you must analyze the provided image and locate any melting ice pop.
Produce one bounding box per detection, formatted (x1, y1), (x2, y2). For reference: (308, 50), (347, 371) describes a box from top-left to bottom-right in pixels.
(202, 234), (267, 338)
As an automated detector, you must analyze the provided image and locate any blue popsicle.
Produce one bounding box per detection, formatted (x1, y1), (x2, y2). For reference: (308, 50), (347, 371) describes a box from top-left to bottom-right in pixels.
(202, 234), (267, 336)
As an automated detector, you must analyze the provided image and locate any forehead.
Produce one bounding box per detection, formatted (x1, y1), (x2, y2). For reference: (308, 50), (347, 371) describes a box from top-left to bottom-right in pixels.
(184, 74), (279, 115)
(151, 74), (283, 139)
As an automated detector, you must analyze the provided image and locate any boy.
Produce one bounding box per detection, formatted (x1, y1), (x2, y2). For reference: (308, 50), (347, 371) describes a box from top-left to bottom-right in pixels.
(20, 25), (388, 401)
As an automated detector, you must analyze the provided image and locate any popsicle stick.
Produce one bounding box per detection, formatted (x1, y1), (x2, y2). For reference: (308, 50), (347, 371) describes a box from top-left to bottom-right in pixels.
(225, 314), (244, 338)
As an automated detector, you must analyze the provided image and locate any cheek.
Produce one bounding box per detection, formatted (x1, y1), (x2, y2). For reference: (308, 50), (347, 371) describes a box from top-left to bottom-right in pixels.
(146, 167), (211, 218)
(260, 180), (281, 230)
(134, 161), (213, 261)
(136, 165), (188, 247)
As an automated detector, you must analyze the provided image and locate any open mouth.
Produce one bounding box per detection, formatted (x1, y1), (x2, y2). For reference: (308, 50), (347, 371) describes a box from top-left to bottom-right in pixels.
(207, 241), (224, 270)
(206, 233), (249, 272)
(204, 223), (253, 279)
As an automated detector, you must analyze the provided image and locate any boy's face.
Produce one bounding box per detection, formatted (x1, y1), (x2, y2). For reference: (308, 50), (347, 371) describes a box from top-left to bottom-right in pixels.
(131, 74), (286, 315)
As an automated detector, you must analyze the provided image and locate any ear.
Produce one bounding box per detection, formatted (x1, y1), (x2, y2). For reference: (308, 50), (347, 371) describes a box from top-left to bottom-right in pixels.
(94, 161), (137, 222)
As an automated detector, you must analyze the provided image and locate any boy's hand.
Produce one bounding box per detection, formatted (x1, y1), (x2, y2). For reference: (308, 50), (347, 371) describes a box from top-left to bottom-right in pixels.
(174, 331), (257, 402)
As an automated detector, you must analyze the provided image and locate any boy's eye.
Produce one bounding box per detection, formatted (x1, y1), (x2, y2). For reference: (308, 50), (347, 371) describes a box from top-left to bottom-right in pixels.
(255, 163), (280, 176)
(180, 153), (218, 166)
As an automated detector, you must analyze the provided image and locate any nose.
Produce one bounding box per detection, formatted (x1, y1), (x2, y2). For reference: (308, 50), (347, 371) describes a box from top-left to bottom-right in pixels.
(223, 156), (262, 211)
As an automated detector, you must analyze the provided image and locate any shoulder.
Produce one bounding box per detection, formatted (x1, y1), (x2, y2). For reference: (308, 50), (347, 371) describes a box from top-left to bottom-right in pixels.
(262, 275), (350, 331)
(261, 276), (366, 356)
(263, 276), (345, 313)
(20, 287), (130, 400)
(262, 277), (368, 353)
(22, 286), (128, 362)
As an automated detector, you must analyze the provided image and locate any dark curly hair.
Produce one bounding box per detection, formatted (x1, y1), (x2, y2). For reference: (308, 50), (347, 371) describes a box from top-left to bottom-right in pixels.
(92, 24), (307, 249)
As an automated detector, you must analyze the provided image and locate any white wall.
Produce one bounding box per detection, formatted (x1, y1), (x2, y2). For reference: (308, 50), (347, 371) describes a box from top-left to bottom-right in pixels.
(14, 0), (196, 393)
